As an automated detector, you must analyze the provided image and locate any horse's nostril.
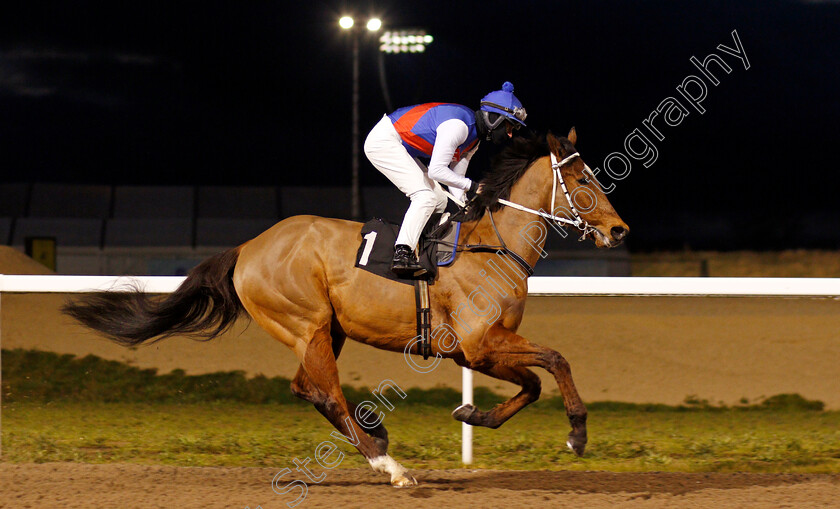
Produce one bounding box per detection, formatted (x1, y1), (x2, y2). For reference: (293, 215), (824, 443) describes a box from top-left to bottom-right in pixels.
(611, 226), (627, 241)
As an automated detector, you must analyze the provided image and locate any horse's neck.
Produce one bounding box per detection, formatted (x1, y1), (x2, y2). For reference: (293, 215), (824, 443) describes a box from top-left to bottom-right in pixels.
(467, 157), (553, 269)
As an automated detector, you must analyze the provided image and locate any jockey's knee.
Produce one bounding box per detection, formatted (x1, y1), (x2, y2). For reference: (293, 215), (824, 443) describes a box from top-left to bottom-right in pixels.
(408, 188), (437, 210)
(434, 192), (448, 212)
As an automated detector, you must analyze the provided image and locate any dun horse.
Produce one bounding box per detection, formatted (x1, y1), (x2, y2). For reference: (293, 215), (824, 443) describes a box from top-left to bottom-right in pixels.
(64, 129), (629, 487)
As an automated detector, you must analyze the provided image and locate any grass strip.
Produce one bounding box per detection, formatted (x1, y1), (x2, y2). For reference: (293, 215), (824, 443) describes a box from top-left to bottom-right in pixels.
(3, 402), (840, 473)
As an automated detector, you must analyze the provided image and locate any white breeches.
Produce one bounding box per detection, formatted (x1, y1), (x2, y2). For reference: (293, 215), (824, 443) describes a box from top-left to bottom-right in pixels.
(364, 115), (448, 249)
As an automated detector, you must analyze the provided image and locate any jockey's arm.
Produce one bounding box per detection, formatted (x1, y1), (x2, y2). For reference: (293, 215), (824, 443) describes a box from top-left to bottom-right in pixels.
(427, 119), (475, 195)
(447, 143), (479, 203)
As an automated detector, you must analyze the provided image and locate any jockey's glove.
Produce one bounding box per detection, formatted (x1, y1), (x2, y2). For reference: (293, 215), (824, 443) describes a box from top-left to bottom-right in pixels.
(465, 180), (481, 202)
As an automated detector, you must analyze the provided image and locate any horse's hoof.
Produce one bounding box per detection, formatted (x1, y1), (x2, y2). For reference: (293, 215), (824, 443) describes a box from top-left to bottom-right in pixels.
(566, 436), (586, 457)
(452, 403), (476, 422)
(391, 473), (417, 488)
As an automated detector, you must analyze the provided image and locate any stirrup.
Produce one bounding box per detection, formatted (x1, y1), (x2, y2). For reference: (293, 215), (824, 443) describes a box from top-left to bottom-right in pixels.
(391, 262), (428, 279)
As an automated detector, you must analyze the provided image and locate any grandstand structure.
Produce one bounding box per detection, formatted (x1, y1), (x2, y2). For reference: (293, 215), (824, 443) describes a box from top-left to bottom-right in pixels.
(0, 183), (629, 276)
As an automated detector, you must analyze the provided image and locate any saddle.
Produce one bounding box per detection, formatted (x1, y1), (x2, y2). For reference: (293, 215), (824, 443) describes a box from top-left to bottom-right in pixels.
(354, 213), (461, 286)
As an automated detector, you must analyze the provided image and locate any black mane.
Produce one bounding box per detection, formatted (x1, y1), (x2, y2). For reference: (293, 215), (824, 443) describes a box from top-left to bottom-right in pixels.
(462, 133), (573, 222)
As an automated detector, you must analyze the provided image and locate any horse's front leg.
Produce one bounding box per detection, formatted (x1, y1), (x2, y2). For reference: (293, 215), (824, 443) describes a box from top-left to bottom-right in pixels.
(290, 366), (390, 452)
(462, 323), (588, 456)
(262, 317), (414, 486)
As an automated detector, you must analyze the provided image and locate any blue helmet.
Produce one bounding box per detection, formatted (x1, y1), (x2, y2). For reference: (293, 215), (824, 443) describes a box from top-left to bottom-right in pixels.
(480, 81), (527, 128)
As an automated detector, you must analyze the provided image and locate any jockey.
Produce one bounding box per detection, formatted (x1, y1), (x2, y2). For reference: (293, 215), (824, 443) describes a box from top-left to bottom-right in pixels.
(364, 81), (527, 277)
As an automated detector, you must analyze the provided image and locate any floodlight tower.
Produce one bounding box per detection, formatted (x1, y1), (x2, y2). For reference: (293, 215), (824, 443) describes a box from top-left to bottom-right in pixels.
(339, 15), (381, 221)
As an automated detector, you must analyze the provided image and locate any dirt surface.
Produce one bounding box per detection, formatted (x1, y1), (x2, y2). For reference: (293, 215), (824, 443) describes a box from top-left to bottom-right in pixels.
(1, 463), (838, 509)
(3, 293), (840, 409)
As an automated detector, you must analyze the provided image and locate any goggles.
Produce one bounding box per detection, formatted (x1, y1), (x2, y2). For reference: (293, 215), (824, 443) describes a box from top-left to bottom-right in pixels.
(480, 101), (528, 124)
(481, 111), (523, 132)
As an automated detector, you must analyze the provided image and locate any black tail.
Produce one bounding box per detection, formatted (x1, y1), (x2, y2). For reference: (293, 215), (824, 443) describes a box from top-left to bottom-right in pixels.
(62, 248), (244, 346)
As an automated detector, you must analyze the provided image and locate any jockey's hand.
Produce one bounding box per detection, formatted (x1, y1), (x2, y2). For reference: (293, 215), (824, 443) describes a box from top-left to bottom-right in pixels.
(465, 181), (482, 203)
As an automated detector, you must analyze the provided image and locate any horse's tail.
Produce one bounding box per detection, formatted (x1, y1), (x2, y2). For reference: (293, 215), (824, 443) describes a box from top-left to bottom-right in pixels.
(62, 247), (244, 346)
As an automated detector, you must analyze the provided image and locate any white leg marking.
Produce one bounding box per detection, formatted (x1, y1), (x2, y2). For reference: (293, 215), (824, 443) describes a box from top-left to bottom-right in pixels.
(368, 454), (405, 475)
(368, 455), (416, 487)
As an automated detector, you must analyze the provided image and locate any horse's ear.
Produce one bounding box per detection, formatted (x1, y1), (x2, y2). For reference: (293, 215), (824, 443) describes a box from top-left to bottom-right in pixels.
(567, 127), (577, 145)
(546, 131), (562, 155)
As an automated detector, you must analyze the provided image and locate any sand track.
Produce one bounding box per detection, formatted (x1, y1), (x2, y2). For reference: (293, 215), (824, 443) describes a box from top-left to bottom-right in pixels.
(2, 463), (838, 509)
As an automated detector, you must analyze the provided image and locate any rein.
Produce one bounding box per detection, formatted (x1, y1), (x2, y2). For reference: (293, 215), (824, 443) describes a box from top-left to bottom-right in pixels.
(461, 208), (535, 277)
(439, 151), (596, 276)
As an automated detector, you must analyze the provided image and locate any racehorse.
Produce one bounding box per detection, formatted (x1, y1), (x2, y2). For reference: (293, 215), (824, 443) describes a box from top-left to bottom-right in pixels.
(64, 129), (629, 487)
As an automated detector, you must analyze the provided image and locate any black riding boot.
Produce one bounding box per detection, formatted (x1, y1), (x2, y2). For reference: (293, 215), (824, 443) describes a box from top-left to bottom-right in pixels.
(391, 244), (428, 278)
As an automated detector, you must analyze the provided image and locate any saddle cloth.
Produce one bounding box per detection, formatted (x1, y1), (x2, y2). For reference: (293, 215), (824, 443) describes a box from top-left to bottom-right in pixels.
(354, 214), (460, 286)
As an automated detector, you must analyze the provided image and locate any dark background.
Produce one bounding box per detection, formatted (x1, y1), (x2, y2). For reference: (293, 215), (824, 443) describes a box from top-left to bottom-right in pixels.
(1, 1), (838, 250)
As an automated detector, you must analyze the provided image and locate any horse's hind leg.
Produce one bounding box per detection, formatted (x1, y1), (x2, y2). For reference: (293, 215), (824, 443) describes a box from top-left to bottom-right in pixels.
(291, 327), (415, 486)
(452, 364), (541, 429)
(462, 323), (588, 456)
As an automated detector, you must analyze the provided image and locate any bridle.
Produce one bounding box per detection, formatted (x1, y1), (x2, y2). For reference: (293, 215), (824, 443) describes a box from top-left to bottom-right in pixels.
(440, 150), (597, 276)
(496, 151), (596, 241)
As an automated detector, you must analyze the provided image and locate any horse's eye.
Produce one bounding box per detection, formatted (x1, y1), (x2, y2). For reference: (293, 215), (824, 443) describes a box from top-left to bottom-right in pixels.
(576, 178), (589, 185)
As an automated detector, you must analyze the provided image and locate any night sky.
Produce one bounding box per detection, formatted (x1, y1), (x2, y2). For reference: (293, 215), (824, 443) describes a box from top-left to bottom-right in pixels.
(1, 1), (838, 250)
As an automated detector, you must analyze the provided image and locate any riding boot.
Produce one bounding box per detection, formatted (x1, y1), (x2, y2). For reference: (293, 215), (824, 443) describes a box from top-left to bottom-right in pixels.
(391, 244), (428, 278)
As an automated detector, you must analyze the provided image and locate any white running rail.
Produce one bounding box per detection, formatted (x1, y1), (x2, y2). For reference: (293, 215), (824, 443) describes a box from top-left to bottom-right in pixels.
(2, 275), (840, 297)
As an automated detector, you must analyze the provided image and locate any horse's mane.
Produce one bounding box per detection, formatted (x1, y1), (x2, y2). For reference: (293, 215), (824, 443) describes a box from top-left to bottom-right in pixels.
(462, 132), (574, 222)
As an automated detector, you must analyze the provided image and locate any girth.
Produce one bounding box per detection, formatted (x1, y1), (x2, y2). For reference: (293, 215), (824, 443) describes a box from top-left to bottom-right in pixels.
(414, 279), (432, 359)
